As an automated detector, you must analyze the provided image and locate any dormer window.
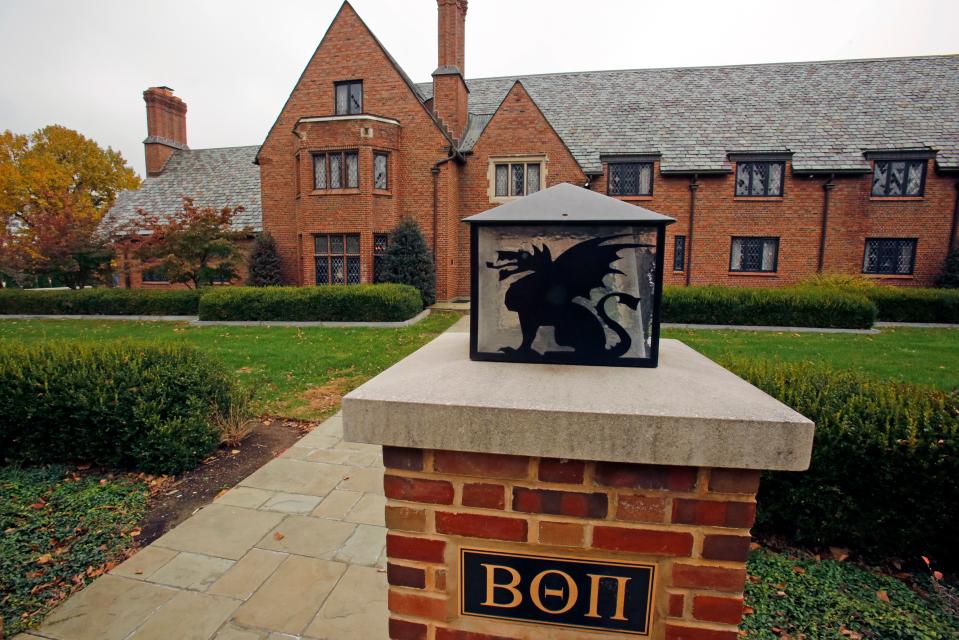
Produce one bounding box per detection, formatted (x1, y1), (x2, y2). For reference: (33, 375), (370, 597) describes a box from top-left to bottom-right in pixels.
(735, 161), (784, 197)
(335, 80), (363, 115)
(608, 162), (653, 197)
(871, 159), (925, 197)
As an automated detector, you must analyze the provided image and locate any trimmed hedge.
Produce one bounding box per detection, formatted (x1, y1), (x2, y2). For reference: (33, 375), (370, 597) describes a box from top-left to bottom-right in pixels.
(727, 358), (959, 567)
(0, 341), (237, 474)
(198, 284), (423, 322)
(0, 288), (201, 316)
(863, 287), (959, 323)
(662, 286), (877, 329)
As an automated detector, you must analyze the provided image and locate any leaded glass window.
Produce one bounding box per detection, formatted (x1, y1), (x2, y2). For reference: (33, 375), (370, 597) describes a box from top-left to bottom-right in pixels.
(493, 161), (543, 198)
(141, 264), (169, 283)
(863, 238), (916, 275)
(871, 160), (925, 197)
(730, 237), (779, 273)
(315, 233), (362, 285)
(608, 162), (653, 196)
(374, 152), (389, 190)
(313, 151), (358, 190)
(735, 162), (785, 197)
(673, 235), (686, 272)
(334, 80), (363, 115)
(373, 233), (388, 283)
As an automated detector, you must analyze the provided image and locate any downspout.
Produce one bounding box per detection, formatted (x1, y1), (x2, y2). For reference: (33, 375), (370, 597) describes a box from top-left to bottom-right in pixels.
(951, 179), (959, 252)
(685, 175), (699, 287)
(818, 174), (835, 273)
(431, 166), (440, 264)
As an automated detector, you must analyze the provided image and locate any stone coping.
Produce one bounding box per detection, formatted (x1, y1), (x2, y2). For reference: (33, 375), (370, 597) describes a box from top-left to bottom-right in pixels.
(0, 309), (431, 328)
(343, 333), (815, 471)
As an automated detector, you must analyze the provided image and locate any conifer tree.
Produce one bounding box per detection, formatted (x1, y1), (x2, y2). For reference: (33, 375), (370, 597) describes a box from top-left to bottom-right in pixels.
(380, 217), (436, 306)
(247, 232), (284, 286)
(939, 249), (959, 288)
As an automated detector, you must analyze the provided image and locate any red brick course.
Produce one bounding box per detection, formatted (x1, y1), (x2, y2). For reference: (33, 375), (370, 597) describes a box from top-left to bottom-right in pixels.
(385, 475), (455, 505)
(512, 487), (608, 519)
(595, 463), (699, 492)
(389, 618), (427, 640)
(435, 511), (528, 541)
(433, 451), (530, 480)
(461, 482), (505, 510)
(537, 458), (586, 484)
(387, 562), (427, 589)
(592, 526), (694, 556)
(692, 595), (745, 625)
(386, 533), (446, 563)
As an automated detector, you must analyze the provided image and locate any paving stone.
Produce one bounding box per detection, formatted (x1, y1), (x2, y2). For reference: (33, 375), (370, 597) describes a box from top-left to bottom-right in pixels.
(332, 524), (386, 567)
(213, 624), (269, 640)
(153, 505), (284, 560)
(303, 565), (387, 639)
(240, 459), (344, 497)
(345, 493), (386, 526)
(261, 492), (323, 514)
(345, 450), (381, 467)
(310, 416), (344, 438)
(148, 551), (235, 590)
(290, 433), (339, 450)
(39, 574), (176, 640)
(333, 441), (380, 454)
(311, 489), (362, 520)
(216, 487), (275, 509)
(304, 449), (354, 465)
(257, 516), (356, 559)
(279, 446), (317, 460)
(336, 466), (384, 495)
(232, 556), (347, 635)
(209, 548), (287, 600)
(12, 634), (47, 639)
(110, 546), (178, 579)
(127, 590), (239, 640)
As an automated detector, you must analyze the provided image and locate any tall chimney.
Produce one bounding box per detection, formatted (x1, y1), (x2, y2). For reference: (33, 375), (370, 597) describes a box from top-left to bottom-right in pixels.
(143, 86), (188, 177)
(432, 0), (469, 141)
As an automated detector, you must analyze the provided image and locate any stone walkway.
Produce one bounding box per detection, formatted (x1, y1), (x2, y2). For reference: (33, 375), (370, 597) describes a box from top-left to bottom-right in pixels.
(16, 413), (389, 640)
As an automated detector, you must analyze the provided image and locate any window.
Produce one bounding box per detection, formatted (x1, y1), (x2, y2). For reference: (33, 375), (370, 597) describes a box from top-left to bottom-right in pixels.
(313, 151), (359, 190)
(673, 236), (686, 272)
(735, 162), (785, 197)
(141, 264), (169, 283)
(315, 234), (361, 285)
(730, 237), (779, 273)
(334, 80), (363, 115)
(863, 238), (916, 275)
(608, 162), (653, 196)
(871, 160), (926, 197)
(494, 162), (542, 198)
(374, 152), (389, 190)
(373, 234), (389, 283)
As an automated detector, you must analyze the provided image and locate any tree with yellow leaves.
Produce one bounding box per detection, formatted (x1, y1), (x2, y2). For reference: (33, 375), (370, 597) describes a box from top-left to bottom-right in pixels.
(0, 125), (140, 288)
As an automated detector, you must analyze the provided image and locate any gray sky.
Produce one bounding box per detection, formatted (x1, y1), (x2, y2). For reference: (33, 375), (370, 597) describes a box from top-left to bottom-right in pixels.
(1, 0), (955, 177)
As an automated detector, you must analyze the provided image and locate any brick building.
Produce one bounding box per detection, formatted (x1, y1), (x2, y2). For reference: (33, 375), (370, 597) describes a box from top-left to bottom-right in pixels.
(104, 1), (959, 298)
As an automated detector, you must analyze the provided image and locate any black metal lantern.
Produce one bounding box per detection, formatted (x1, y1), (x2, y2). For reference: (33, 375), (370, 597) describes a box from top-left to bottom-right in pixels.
(464, 183), (675, 368)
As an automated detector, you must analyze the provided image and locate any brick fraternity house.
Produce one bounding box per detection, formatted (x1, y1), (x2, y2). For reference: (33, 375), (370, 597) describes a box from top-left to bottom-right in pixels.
(104, 1), (959, 298)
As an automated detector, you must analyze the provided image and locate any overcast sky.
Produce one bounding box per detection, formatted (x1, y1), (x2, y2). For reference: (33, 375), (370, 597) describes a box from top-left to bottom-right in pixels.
(1, 0), (955, 177)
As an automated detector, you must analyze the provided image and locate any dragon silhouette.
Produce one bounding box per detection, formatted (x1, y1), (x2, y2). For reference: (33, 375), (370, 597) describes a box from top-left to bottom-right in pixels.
(486, 234), (653, 358)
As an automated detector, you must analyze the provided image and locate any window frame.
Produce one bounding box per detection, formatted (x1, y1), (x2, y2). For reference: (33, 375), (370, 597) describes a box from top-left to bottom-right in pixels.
(314, 233), (362, 285)
(373, 151), (389, 191)
(312, 150), (359, 191)
(673, 235), (686, 272)
(373, 233), (389, 283)
(607, 161), (654, 197)
(141, 263), (170, 284)
(334, 80), (363, 115)
(862, 237), (917, 275)
(734, 161), (786, 198)
(729, 236), (780, 273)
(491, 159), (544, 200)
(870, 159), (927, 198)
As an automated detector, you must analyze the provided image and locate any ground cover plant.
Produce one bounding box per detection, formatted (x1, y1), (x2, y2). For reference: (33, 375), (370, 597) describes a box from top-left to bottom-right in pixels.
(0, 465), (148, 637)
(0, 312), (460, 420)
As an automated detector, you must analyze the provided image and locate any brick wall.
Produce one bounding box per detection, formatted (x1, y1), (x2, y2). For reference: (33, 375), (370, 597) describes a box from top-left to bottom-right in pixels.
(382, 447), (757, 640)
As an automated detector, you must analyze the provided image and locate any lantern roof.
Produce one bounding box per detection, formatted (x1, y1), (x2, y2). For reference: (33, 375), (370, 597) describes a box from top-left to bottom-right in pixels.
(463, 182), (675, 225)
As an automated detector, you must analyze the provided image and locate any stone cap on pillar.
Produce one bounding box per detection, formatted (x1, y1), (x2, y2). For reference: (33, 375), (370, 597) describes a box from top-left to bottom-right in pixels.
(343, 333), (814, 471)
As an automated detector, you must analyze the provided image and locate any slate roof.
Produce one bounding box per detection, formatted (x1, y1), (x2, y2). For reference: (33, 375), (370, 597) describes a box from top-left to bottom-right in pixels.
(103, 146), (262, 232)
(417, 55), (959, 174)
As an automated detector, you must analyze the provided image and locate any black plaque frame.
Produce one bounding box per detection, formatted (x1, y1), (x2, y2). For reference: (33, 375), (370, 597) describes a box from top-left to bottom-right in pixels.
(469, 221), (668, 368)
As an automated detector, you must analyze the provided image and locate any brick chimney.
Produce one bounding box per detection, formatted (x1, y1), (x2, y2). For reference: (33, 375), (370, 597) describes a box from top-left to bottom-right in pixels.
(143, 86), (188, 177)
(432, 0), (469, 142)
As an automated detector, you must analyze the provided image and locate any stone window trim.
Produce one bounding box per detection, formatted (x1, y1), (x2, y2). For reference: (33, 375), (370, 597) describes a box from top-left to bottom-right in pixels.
(729, 236), (780, 274)
(487, 155), (547, 203)
(869, 158), (927, 199)
(312, 150), (360, 193)
(334, 80), (363, 115)
(862, 237), (917, 276)
(314, 233), (362, 285)
(734, 161), (786, 198)
(606, 161), (655, 198)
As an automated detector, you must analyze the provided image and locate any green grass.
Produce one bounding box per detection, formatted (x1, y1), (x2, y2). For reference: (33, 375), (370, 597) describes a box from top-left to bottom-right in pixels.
(664, 327), (959, 392)
(744, 548), (959, 639)
(0, 312), (461, 420)
(0, 465), (147, 638)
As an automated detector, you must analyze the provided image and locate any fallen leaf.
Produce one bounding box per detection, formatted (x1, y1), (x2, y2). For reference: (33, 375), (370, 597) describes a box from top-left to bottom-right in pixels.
(829, 547), (849, 562)
(36, 554), (53, 565)
(934, 570), (944, 581)
(231, 449), (240, 455)
(128, 528), (141, 538)
(749, 542), (762, 551)
(877, 590), (890, 602)
(742, 605), (755, 615)
(792, 566), (806, 574)
(839, 625), (862, 639)
(273, 532), (285, 541)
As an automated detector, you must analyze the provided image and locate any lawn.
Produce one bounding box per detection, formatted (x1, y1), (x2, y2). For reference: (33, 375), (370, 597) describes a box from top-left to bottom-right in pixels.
(0, 312), (461, 420)
(664, 327), (959, 392)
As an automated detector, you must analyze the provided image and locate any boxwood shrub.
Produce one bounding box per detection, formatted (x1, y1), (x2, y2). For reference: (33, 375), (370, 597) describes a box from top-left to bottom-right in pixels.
(726, 358), (959, 567)
(0, 340), (237, 474)
(863, 287), (959, 323)
(198, 284), (423, 322)
(0, 288), (201, 316)
(662, 286), (877, 329)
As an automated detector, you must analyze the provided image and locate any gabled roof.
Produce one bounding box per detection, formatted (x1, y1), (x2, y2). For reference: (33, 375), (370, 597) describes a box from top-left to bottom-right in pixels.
(417, 54), (959, 174)
(102, 146), (261, 232)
